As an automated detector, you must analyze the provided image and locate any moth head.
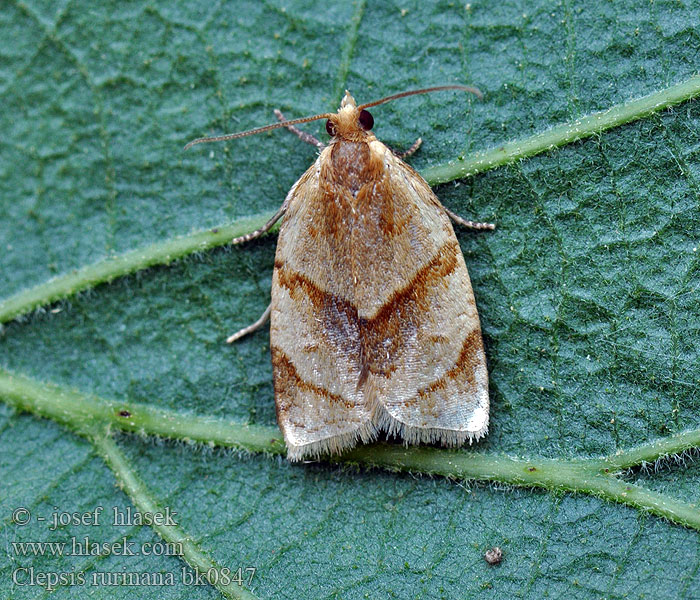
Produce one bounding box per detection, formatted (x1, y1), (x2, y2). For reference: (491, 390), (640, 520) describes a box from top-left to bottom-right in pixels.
(184, 85), (482, 151)
(325, 90), (375, 141)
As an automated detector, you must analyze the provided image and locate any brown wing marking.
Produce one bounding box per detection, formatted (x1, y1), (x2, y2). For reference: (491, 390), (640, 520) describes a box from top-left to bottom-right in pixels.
(277, 142), (454, 318)
(272, 236), (487, 458)
(271, 259), (377, 461)
(271, 346), (377, 461)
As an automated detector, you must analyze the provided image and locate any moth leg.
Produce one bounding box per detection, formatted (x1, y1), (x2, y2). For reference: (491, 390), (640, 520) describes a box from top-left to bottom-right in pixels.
(226, 303), (271, 344)
(231, 205), (287, 245)
(392, 137), (422, 159)
(444, 207), (495, 231)
(274, 109), (325, 149)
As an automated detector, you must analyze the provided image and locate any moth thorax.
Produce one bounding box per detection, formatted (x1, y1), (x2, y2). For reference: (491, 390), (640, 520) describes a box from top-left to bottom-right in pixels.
(330, 140), (374, 194)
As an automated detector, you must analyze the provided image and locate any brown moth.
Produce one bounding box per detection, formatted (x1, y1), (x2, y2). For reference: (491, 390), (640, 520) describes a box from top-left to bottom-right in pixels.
(186, 85), (493, 461)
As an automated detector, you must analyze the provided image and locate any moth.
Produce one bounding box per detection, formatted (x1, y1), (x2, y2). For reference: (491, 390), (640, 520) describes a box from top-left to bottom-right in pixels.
(186, 85), (493, 461)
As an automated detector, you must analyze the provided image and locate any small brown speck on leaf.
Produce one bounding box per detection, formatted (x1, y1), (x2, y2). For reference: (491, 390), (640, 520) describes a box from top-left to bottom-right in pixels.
(484, 547), (503, 565)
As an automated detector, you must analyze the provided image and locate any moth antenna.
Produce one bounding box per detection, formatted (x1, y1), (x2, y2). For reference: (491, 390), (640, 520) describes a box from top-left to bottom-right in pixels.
(184, 112), (334, 150)
(357, 84), (482, 111)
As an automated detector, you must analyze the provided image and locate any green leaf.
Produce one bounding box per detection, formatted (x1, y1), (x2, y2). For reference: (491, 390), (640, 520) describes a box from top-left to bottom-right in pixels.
(2, 1), (700, 599)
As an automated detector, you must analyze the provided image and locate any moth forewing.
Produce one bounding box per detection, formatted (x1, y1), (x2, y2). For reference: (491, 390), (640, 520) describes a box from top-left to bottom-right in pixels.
(371, 155), (489, 446)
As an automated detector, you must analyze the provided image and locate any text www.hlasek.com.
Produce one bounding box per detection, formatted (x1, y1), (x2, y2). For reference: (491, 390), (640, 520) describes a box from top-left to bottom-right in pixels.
(12, 536), (181, 557)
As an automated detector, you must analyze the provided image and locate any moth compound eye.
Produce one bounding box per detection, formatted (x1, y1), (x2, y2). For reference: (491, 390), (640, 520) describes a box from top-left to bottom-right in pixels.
(358, 109), (374, 131)
(326, 120), (337, 136)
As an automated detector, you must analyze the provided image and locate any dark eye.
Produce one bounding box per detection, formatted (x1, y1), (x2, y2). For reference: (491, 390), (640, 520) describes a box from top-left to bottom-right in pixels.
(326, 120), (336, 136)
(358, 109), (374, 130)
